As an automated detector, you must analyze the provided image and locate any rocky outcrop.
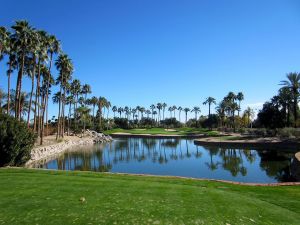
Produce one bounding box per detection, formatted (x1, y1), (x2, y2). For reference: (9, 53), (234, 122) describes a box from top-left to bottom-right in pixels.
(85, 130), (113, 143)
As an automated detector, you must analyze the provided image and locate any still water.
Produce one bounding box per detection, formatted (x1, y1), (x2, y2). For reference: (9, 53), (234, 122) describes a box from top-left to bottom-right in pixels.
(33, 138), (300, 183)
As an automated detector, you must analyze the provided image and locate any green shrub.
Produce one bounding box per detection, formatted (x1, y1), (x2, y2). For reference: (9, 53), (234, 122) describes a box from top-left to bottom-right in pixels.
(277, 128), (300, 138)
(0, 114), (36, 166)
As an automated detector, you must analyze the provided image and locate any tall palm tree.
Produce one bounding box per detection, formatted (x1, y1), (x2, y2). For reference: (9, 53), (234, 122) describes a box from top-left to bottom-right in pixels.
(90, 96), (98, 122)
(280, 73), (300, 127)
(118, 107), (123, 118)
(45, 35), (60, 132)
(168, 107), (173, 118)
(146, 109), (151, 118)
(11, 20), (34, 120)
(98, 96), (107, 129)
(178, 106), (182, 122)
(76, 106), (90, 136)
(82, 84), (91, 103)
(244, 107), (254, 128)
(172, 105), (177, 118)
(139, 107), (146, 119)
(236, 92), (244, 117)
(203, 97), (216, 117)
(183, 108), (190, 124)
(0, 26), (11, 114)
(112, 106), (117, 118)
(157, 103), (162, 122)
(162, 103), (167, 120)
(191, 107), (201, 120)
(55, 53), (73, 139)
(70, 79), (81, 130)
(150, 104), (155, 120)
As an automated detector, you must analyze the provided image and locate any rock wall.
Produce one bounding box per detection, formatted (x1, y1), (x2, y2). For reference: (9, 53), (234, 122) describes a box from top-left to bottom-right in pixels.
(26, 131), (112, 165)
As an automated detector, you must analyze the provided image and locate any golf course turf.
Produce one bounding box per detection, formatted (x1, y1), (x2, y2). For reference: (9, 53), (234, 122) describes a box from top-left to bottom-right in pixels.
(0, 168), (299, 224)
(104, 128), (219, 136)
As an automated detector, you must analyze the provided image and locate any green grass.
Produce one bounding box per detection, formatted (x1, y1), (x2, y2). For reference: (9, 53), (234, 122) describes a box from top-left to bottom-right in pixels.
(104, 127), (219, 136)
(0, 168), (299, 225)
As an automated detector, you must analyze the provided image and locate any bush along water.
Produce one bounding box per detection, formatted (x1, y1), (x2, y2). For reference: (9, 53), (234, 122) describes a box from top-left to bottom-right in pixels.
(0, 114), (36, 166)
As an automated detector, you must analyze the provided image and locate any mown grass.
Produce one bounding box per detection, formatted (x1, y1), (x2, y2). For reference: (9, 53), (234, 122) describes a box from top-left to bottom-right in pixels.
(104, 127), (219, 136)
(0, 168), (299, 224)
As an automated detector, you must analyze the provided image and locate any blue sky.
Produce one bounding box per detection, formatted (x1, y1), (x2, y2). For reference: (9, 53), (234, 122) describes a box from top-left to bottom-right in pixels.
(0, 0), (300, 120)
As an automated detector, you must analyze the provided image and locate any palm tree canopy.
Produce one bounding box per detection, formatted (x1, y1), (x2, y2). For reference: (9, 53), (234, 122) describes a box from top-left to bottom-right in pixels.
(203, 97), (216, 105)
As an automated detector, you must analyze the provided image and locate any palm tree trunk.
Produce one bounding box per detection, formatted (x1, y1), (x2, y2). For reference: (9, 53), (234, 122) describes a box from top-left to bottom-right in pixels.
(7, 62), (12, 115)
(45, 53), (53, 136)
(68, 102), (71, 135)
(293, 90), (298, 127)
(36, 60), (41, 136)
(56, 94), (61, 140)
(27, 60), (35, 127)
(15, 53), (25, 120)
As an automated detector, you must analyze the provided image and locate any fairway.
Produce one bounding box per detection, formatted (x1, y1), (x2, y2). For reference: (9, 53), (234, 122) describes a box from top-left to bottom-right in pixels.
(0, 168), (299, 225)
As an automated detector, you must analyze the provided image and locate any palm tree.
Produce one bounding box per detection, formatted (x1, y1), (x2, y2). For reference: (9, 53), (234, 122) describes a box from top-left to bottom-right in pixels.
(280, 73), (300, 127)
(146, 109), (151, 118)
(153, 110), (158, 122)
(45, 35), (60, 133)
(98, 97), (107, 129)
(192, 107), (201, 120)
(279, 87), (293, 127)
(150, 104), (155, 120)
(157, 103), (162, 121)
(244, 107), (254, 128)
(70, 79), (81, 130)
(55, 53), (73, 139)
(139, 107), (146, 119)
(168, 107), (173, 118)
(118, 107), (123, 118)
(236, 92), (244, 117)
(90, 96), (98, 122)
(0, 26), (12, 114)
(76, 106), (90, 136)
(178, 106), (182, 122)
(172, 105), (177, 118)
(0, 89), (5, 113)
(183, 108), (190, 124)
(162, 103), (167, 120)
(82, 84), (91, 103)
(11, 21), (34, 120)
(112, 106), (117, 118)
(53, 91), (61, 139)
(203, 97), (216, 117)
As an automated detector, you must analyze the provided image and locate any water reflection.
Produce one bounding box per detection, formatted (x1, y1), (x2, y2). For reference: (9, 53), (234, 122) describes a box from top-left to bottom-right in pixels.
(34, 138), (300, 183)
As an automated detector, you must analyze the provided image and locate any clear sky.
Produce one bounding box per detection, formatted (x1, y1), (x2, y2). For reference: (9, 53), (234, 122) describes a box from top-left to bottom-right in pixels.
(0, 0), (300, 120)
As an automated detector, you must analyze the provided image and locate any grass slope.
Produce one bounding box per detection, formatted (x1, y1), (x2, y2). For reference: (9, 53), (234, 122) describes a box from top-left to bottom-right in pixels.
(0, 168), (299, 225)
(104, 127), (218, 136)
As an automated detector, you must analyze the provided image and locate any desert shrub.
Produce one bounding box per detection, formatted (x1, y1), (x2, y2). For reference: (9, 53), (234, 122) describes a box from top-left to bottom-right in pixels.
(0, 114), (36, 166)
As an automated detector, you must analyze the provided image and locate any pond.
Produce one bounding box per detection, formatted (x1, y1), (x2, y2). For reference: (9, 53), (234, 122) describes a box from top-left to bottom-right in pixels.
(32, 138), (300, 183)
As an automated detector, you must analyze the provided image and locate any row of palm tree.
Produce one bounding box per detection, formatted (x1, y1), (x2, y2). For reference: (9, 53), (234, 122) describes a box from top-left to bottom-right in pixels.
(109, 93), (244, 126)
(0, 21), (62, 144)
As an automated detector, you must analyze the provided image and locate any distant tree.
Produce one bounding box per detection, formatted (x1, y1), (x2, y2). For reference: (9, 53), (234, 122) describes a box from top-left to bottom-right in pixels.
(203, 97), (216, 117)
(183, 108), (190, 124)
(280, 73), (300, 127)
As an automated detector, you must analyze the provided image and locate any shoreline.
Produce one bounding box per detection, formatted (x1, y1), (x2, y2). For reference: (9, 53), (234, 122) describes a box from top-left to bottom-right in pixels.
(26, 137), (95, 166)
(194, 137), (300, 150)
(7, 167), (300, 186)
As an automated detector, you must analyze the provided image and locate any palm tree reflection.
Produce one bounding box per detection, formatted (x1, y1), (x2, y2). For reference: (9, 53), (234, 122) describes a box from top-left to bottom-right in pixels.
(41, 138), (299, 182)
